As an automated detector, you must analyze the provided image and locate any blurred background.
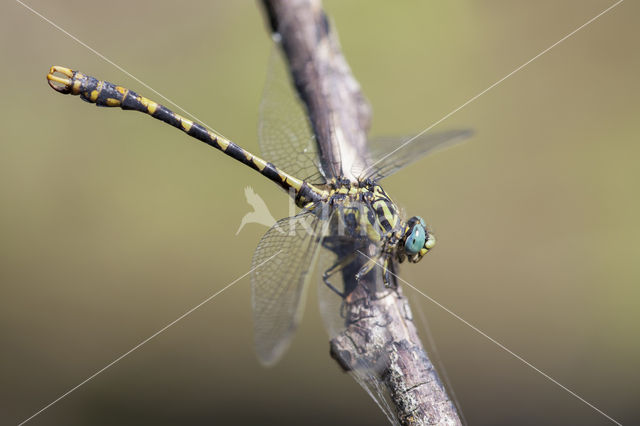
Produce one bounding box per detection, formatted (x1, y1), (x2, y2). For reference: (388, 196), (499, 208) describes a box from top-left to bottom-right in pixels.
(2, 0), (638, 424)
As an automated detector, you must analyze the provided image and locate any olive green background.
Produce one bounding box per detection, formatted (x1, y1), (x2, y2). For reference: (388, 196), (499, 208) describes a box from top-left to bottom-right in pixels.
(2, 1), (638, 425)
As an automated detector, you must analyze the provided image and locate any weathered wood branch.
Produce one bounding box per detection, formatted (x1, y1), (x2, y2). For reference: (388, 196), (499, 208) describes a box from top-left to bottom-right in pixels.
(260, 1), (462, 425)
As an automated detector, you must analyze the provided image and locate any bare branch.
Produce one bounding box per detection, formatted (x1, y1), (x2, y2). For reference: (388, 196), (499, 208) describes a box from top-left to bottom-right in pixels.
(260, 1), (462, 424)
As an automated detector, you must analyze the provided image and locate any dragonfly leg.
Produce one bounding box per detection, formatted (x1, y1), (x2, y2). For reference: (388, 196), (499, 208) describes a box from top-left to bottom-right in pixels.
(354, 256), (394, 288)
(381, 257), (394, 287)
(322, 252), (358, 297)
(354, 258), (376, 281)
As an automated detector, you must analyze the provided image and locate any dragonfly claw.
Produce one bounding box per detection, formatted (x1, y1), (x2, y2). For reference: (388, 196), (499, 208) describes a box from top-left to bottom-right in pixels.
(47, 66), (74, 94)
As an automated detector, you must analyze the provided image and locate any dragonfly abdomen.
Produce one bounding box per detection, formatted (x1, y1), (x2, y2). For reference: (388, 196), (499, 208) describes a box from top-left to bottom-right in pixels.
(47, 66), (326, 207)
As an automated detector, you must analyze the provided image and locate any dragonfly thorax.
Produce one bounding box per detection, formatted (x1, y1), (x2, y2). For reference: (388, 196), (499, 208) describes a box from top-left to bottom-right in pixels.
(319, 178), (435, 264)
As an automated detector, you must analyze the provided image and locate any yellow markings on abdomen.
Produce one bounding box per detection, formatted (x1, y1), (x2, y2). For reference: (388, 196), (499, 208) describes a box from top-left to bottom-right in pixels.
(284, 176), (303, 191)
(88, 80), (103, 102)
(251, 155), (267, 172)
(242, 150), (270, 173)
(170, 112), (193, 132)
(180, 118), (193, 132)
(138, 96), (157, 114)
(209, 131), (230, 150)
(71, 73), (84, 94)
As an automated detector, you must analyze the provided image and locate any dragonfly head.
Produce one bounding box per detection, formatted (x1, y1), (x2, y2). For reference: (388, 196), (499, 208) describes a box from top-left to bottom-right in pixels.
(401, 216), (436, 263)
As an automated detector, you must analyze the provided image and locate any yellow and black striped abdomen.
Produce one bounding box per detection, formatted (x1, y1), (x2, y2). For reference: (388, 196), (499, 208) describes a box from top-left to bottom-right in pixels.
(46, 66), (325, 208)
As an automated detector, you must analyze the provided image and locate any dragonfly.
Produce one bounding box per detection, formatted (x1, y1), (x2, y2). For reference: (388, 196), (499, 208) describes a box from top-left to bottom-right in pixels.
(46, 49), (471, 423)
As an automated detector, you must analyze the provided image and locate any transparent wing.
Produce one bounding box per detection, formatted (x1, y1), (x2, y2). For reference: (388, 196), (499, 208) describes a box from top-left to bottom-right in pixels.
(251, 208), (326, 366)
(258, 46), (326, 184)
(316, 205), (400, 424)
(409, 293), (467, 425)
(361, 129), (473, 181)
(317, 246), (400, 425)
(349, 363), (400, 426)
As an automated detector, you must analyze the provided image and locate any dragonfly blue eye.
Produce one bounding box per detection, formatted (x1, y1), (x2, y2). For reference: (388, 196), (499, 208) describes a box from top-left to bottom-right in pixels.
(405, 224), (426, 255)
